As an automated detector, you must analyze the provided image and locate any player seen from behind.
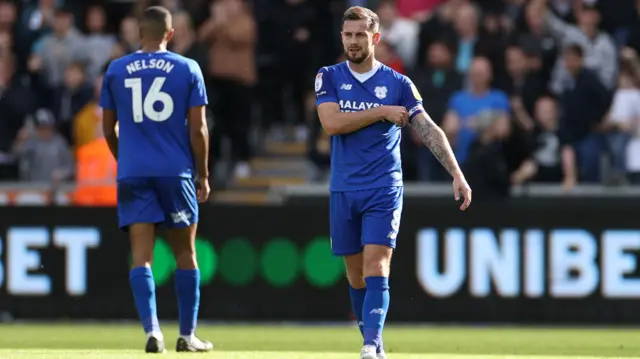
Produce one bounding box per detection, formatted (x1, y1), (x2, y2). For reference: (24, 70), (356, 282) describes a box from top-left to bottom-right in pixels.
(314, 6), (472, 359)
(100, 6), (213, 354)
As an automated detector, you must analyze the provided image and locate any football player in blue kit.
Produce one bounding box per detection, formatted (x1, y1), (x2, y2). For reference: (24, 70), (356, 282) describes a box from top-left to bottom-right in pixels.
(100, 6), (213, 354)
(315, 6), (472, 359)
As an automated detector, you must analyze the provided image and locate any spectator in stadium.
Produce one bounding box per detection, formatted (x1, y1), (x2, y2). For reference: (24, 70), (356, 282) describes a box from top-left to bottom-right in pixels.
(376, 0), (419, 69)
(272, 0), (318, 142)
(511, 3), (559, 84)
(0, 0), (19, 66)
(199, 0), (256, 180)
(462, 110), (513, 199)
(19, 0), (57, 51)
(619, 47), (640, 183)
(0, 1), (16, 33)
(548, 0), (576, 24)
(169, 11), (207, 72)
(406, 39), (462, 182)
(478, 4), (510, 82)
(513, 95), (565, 184)
(450, 3), (482, 74)
(601, 70), (640, 182)
(73, 115), (117, 207)
(52, 62), (92, 145)
(376, 39), (405, 74)
(29, 6), (88, 89)
(110, 16), (139, 59)
(73, 71), (105, 152)
(0, 55), (33, 181)
(416, 0), (468, 66)
(84, 5), (116, 82)
(532, 0), (618, 92)
(557, 44), (611, 184)
(498, 44), (546, 118)
(442, 56), (510, 165)
(12, 107), (74, 184)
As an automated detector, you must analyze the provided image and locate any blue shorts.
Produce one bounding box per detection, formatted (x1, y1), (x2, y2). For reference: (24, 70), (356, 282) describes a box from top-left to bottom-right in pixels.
(329, 186), (403, 256)
(117, 177), (198, 230)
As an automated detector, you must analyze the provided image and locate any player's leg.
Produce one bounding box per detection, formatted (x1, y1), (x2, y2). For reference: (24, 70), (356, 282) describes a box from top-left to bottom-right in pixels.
(345, 253), (366, 337)
(156, 177), (213, 352)
(359, 187), (403, 359)
(118, 178), (166, 353)
(360, 245), (392, 359)
(330, 192), (366, 339)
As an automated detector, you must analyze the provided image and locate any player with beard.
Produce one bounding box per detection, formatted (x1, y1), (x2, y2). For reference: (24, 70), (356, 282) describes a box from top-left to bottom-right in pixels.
(314, 6), (472, 359)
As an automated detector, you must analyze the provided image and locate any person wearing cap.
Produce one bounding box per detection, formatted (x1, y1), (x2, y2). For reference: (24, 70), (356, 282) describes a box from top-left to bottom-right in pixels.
(12, 108), (74, 184)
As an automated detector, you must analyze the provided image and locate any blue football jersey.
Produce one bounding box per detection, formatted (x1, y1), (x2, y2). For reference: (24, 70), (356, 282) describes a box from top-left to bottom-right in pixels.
(99, 51), (208, 180)
(315, 62), (425, 191)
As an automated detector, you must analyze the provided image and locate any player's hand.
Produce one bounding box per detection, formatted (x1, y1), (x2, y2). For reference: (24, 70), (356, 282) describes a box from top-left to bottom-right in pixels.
(196, 178), (211, 203)
(452, 173), (472, 211)
(384, 106), (408, 127)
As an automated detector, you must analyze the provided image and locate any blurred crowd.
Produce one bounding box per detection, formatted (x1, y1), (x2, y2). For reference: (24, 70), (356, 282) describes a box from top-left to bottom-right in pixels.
(310, 0), (640, 197)
(0, 0), (638, 202)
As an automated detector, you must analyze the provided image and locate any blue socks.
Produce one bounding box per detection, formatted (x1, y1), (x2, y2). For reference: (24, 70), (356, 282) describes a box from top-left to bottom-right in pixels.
(362, 276), (390, 349)
(130, 266), (160, 334)
(130, 267), (201, 338)
(349, 285), (366, 336)
(175, 269), (201, 337)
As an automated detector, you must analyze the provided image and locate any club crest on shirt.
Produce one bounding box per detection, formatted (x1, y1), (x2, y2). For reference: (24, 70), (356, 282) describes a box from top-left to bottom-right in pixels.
(410, 83), (423, 101)
(374, 86), (387, 99)
(315, 73), (323, 92)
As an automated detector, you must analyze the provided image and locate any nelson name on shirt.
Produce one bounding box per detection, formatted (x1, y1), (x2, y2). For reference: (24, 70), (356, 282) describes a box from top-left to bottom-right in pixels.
(126, 58), (175, 75)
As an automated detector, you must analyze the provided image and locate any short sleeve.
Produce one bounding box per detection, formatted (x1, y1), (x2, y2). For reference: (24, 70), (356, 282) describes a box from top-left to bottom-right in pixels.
(401, 76), (425, 120)
(99, 63), (115, 110)
(189, 61), (208, 107)
(315, 67), (338, 106)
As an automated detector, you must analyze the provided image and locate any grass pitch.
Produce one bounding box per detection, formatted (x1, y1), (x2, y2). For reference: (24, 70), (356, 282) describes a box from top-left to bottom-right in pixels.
(0, 323), (638, 358)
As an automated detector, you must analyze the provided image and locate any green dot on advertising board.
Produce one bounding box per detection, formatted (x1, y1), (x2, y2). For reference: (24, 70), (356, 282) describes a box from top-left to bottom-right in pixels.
(195, 238), (216, 285)
(260, 238), (299, 287)
(303, 236), (344, 288)
(127, 238), (175, 286)
(153, 238), (175, 285)
(219, 237), (257, 286)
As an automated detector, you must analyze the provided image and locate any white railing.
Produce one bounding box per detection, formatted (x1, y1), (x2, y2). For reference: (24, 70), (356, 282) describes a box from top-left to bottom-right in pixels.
(2, 182), (639, 206)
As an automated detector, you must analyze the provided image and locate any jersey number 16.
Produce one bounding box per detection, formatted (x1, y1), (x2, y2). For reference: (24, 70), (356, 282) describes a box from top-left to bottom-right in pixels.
(124, 77), (175, 123)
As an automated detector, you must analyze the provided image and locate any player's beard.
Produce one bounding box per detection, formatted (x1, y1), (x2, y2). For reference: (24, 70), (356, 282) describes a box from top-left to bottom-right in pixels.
(344, 46), (371, 64)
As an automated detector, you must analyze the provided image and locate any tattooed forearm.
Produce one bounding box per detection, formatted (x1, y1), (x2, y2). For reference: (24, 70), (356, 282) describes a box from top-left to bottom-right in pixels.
(409, 113), (462, 177)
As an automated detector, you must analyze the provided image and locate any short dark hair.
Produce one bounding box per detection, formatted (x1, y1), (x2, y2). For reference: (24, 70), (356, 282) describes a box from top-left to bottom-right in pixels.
(564, 43), (584, 58)
(342, 6), (379, 32)
(140, 6), (172, 41)
(538, 92), (558, 103)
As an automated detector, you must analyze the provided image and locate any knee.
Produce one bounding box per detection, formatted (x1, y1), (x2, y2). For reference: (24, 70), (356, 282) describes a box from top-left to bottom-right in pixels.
(363, 258), (391, 278)
(346, 267), (365, 289)
(131, 251), (154, 269)
(174, 250), (197, 270)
